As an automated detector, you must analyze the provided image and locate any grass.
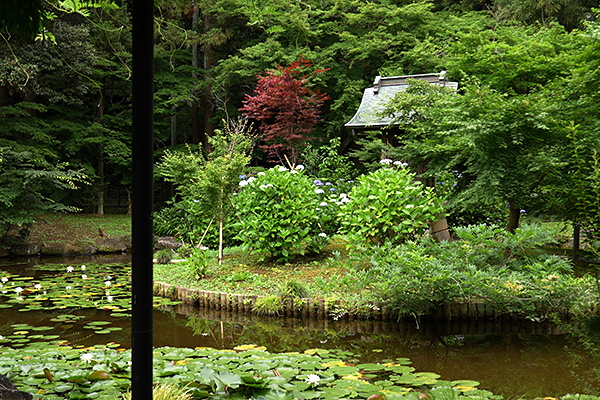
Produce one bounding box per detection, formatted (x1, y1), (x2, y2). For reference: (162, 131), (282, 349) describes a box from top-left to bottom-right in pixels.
(26, 212), (131, 245)
(153, 238), (376, 309)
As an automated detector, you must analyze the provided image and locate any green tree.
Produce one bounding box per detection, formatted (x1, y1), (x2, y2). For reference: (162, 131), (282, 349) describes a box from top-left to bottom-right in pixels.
(157, 118), (254, 264)
(0, 147), (86, 242)
(382, 22), (579, 231)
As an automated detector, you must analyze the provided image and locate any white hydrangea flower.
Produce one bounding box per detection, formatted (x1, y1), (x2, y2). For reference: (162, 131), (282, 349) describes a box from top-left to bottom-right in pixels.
(318, 232), (327, 237)
(258, 171), (266, 175)
(319, 202), (328, 207)
(296, 164), (305, 170)
(247, 176), (256, 182)
(277, 166), (288, 172)
(339, 193), (347, 198)
(239, 180), (249, 187)
(380, 159), (393, 165)
(315, 189), (325, 194)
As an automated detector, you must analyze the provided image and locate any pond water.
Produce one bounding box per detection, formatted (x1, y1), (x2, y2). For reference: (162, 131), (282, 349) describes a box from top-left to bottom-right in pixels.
(0, 255), (596, 399)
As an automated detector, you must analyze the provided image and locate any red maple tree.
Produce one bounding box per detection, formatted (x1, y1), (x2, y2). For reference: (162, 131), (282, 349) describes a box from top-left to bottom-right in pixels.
(240, 58), (329, 165)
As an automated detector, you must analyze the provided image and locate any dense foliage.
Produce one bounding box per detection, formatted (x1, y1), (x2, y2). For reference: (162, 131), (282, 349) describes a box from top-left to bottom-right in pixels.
(233, 166), (328, 262)
(339, 161), (445, 247)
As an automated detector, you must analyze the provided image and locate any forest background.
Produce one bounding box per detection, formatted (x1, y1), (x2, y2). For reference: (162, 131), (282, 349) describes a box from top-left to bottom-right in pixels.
(1, 0), (600, 239)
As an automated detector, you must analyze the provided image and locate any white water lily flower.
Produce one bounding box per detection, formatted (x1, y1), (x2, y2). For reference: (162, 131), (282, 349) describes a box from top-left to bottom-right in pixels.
(1, 277), (8, 283)
(81, 353), (94, 363)
(14, 287), (23, 293)
(81, 275), (87, 279)
(35, 284), (42, 289)
(305, 374), (321, 385)
(107, 296), (113, 302)
(81, 265), (86, 270)
(67, 266), (74, 272)
(66, 286), (72, 290)
(105, 281), (111, 287)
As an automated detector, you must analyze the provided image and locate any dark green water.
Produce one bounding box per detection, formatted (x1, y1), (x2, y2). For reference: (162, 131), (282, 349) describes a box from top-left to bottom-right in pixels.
(0, 255), (597, 399)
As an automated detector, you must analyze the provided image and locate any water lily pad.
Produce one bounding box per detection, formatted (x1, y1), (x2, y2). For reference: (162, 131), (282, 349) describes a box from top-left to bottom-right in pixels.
(32, 326), (54, 331)
(87, 321), (112, 326)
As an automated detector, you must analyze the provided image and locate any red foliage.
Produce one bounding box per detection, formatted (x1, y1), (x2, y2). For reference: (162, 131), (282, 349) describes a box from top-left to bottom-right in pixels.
(240, 58), (329, 165)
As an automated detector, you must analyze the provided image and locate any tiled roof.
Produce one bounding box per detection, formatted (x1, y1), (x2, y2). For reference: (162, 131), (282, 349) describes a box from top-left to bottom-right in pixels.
(345, 73), (458, 130)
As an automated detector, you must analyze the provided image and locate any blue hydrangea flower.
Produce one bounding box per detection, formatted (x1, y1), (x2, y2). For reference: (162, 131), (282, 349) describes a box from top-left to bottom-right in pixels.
(330, 188), (336, 191)
(239, 175), (247, 180)
(314, 179), (323, 186)
(325, 182), (332, 186)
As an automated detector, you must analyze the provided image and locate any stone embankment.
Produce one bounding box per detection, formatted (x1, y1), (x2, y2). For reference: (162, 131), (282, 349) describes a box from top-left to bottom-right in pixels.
(0, 235), (181, 258)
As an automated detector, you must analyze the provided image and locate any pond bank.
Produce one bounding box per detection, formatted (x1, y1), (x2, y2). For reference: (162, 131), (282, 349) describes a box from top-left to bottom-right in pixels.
(152, 280), (573, 322)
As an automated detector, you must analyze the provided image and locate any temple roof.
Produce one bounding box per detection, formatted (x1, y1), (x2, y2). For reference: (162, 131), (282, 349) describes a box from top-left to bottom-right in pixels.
(345, 72), (458, 130)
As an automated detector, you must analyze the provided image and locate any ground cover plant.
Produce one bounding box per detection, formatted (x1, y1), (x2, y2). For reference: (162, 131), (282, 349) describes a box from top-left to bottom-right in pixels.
(154, 222), (599, 320)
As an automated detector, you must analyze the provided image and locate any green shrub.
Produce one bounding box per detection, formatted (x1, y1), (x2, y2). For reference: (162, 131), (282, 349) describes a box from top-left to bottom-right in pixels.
(339, 162), (445, 248)
(302, 137), (357, 182)
(185, 247), (211, 280)
(278, 279), (310, 299)
(253, 295), (285, 315)
(233, 166), (328, 262)
(155, 249), (175, 264)
(350, 223), (592, 318)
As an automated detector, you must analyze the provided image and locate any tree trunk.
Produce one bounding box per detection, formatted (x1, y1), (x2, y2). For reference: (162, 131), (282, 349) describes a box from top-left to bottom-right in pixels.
(171, 106), (177, 146)
(191, 2), (200, 145)
(0, 86), (9, 106)
(125, 186), (132, 216)
(96, 83), (106, 216)
(507, 199), (520, 233)
(203, 12), (214, 153)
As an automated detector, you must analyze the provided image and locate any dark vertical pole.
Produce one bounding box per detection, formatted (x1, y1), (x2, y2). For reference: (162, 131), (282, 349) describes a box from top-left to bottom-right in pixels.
(132, 0), (154, 399)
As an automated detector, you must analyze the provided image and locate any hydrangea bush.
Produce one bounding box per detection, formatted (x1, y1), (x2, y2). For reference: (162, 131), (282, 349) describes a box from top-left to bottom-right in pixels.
(233, 166), (329, 262)
(339, 161), (446, 247)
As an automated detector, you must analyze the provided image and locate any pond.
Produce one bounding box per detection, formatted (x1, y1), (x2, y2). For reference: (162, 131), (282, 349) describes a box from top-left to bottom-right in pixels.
(0, 256), (595, 399)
